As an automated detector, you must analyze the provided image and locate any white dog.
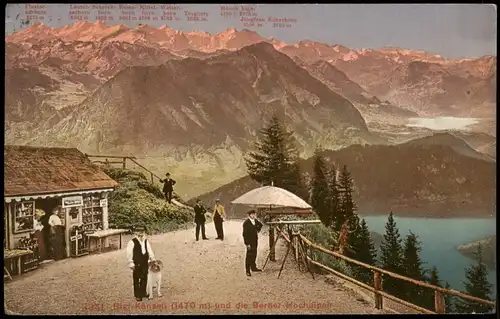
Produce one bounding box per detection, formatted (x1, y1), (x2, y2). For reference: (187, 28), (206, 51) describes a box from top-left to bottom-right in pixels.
(147, 260), (164, 299)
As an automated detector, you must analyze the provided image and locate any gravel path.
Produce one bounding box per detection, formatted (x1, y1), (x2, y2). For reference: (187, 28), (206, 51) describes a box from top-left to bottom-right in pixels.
(4, 220), (389, 315)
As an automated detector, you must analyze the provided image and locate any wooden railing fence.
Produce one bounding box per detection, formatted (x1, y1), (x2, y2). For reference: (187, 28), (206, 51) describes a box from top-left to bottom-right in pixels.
(85, 154), (163, 185)
(86, 154), (495, 314)
(274, 226), (496, 315)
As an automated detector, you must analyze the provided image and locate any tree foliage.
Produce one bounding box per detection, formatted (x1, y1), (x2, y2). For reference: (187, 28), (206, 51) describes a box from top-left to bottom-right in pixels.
(379, 212), (405, 297)
(310, 149), (331, 226)
(455, 244), (494, 314)
(337, 165), (356, 230)
(423, 266), (456, 313)
(328, 165), (340, 229)
(350, 218), (378, 284)
(401, 231), (427, 306)
(245, 115), (305, 198)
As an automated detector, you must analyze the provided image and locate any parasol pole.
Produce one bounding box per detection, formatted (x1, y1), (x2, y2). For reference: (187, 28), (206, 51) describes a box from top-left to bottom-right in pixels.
(268, 203), (276, 262)
(268, 180), (276, 261)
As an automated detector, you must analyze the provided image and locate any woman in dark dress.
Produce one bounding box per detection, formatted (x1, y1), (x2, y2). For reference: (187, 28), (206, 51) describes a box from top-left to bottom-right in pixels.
(33, 209), (47, 260)
(40, 212), (51, 260)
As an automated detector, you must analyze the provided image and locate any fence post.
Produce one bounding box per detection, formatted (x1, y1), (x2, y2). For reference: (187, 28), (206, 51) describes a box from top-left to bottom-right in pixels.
(150, 172), (154, 184)
(122, 157), (127, 169)
(434, 290), (446, 314)
(373, 271), (383, 310)
(269, 216), (276, 262)
(307, 244), (315, 273)
(296, 235), (302, 270)
(293, 233), (299, 262)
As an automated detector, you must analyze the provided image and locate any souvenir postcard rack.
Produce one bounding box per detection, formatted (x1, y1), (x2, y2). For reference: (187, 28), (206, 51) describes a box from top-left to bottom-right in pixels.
(70, 225), (89, 257)
(82, 196), (104, 233)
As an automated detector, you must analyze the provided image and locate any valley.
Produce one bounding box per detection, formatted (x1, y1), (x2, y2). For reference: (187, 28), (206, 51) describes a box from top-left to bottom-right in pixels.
(4, 21), (496, 212)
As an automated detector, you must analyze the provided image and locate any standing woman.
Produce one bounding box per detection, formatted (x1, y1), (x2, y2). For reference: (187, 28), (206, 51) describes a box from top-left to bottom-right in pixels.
(212, 199), (226, 240)
(48, 210), (65, 260)
(32, 209), (46, 261)
(40, 210), (51, 259)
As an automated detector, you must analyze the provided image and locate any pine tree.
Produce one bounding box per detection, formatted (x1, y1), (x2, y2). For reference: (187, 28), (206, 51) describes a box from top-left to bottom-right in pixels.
(455, 244), (493, 314)
(402, 231), (427, 306)
(327, 165), (340, 229)
(245, 115), (303, 196)
(335, 165), (359, 257)
(344, 214), (361, 259)
(379, 212), (405, 298)
(443, 281), (455, 313)
(350, 218), (377, 284)
(336, 165), (355, 230)
(310, 149), (331, 226)
(424, 266), (455, 313)
(424, 266), (441, 310)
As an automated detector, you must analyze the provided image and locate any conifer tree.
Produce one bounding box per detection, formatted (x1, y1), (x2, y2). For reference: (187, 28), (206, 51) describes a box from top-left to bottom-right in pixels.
(379, 212), (405, 298)
(402, 231), (427, 306)
(343, 214), (361, 259)
(245, 115), (303, 197)
(336, 165), (355, 230)
(350, 218), (377, 284)
(327, 165), (340, 229)
(424, 266), (455, 313)
(335, 165), (360, 257)
(310, 149), (331, 226)
(443, 281), (455, 313)
(455, 244), (493, 314)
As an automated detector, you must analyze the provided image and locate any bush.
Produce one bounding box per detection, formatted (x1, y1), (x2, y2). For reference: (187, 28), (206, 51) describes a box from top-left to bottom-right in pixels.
(301, 222), (354, 277)
(104, 168), (194, 234)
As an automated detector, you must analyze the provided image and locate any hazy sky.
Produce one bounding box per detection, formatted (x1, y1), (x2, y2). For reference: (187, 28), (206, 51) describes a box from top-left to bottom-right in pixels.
(5, 3), (497, 58)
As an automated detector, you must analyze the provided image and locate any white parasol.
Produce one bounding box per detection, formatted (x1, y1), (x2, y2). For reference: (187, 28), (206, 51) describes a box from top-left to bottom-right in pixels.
(231, 185), (311, 209)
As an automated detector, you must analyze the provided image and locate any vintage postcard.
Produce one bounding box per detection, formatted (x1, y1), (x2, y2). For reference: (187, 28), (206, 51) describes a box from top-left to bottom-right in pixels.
(4, 3), (496, 315)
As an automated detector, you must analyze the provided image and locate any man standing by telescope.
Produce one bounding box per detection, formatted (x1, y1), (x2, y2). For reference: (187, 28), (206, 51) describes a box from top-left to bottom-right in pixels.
(193, 199), (209, 241)
(242, 210), (263, 277)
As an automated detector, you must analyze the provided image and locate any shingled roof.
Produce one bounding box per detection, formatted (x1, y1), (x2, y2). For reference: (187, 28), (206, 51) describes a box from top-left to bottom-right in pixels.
(4, 145), (118, 197)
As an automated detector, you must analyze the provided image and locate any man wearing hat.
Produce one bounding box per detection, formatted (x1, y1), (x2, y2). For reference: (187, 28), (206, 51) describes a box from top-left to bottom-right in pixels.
(212, 199), (226, 240)
(126, 226), (156, 301)
(193, 199), (209, 241)
(242, 210), (263, 276)
(160, 173), (176, 204)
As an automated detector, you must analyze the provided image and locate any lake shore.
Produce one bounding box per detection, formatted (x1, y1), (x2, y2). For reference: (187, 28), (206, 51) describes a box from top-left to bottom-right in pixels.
(362, 215), (496, 292)
(358, 213), (496, 220)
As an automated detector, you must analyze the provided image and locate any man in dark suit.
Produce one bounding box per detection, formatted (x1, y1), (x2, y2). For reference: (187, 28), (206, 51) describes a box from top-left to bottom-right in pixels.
(193, 199), (208, 241)
(160, 173), (176, 204)
(126, 226), (156, 301)
(242, 210), (263, 277)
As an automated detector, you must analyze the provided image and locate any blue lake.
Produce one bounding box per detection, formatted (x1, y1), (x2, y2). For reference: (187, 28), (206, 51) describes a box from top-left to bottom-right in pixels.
(361, 215), (497, 294)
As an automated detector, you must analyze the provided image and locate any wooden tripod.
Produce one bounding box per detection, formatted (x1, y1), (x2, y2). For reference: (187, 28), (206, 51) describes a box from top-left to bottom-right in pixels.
(262, 225), (315, 279)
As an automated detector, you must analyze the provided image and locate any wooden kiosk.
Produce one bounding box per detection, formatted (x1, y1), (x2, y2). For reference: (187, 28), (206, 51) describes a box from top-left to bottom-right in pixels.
(4, 145), (125, 277)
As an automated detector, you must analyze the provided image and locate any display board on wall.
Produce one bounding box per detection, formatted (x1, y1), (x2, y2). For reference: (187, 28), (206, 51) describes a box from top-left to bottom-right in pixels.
(62, 196), (84, 208)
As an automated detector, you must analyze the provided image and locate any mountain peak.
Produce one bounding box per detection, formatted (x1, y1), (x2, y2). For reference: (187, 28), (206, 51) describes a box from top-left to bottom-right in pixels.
(220, 27), (237, 36)
(239, 41), (276, 55)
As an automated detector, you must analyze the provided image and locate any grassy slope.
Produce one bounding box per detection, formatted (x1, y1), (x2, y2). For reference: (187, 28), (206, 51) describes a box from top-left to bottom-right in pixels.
(103, 168), (195, 234)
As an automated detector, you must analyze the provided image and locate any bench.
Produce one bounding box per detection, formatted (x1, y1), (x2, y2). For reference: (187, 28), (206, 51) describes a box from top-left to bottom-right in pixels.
(4, 249), (33, 280)
(87, 229), (128, 253)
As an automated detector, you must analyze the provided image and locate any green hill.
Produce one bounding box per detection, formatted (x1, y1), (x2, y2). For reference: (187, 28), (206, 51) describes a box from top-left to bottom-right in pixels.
(104, 168), (194, 234)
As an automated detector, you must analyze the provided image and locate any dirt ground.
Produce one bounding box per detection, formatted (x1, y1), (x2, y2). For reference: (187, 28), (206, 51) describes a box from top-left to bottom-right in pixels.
(4, 220), (390, 315)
